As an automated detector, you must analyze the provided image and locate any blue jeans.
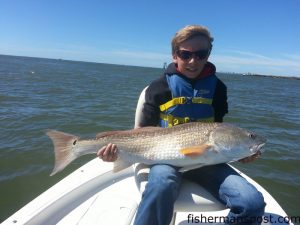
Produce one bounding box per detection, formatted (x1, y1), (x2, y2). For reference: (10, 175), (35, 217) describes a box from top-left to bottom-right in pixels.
(133, 164), (266, 225)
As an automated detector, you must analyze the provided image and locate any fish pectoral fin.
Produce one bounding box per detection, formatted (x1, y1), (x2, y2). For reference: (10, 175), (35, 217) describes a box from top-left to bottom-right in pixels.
(180, 144), (212, 158)
(113, 158), (132, 173)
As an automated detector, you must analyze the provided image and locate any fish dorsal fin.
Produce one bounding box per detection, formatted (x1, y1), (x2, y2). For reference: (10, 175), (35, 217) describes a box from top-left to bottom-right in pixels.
(96, 126), (163, 139)
(113, 158), (132, 173)
(96, 131), (124, 139)
(134, 126), (163, 132)
(180, 144), (212, 158)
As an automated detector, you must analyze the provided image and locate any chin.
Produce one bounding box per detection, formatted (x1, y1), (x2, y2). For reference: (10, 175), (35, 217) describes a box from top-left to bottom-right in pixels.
(184, 71), (200, 79)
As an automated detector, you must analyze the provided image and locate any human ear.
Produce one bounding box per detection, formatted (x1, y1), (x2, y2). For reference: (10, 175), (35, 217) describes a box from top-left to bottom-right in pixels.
(172, 53), (178, 64)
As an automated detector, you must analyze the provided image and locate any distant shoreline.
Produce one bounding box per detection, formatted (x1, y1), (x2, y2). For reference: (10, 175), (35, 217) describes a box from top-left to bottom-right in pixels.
(216, 71), (300, 80)
(241, 73), (300, 80)
(219, 72), (300, 80)
(1, 54), (299, 80)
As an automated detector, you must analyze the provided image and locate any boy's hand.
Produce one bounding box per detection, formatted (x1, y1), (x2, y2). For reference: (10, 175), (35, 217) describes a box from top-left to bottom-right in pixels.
(97, 143), (118, 162)
(238, 151), (262, 164)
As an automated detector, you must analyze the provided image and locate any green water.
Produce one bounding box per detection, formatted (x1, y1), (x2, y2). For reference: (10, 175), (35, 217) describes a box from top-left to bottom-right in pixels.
(0, 55), (299, 222)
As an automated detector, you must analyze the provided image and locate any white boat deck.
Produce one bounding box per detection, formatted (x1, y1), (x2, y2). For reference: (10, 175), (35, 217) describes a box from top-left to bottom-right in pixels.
(2, 158), (294, 225)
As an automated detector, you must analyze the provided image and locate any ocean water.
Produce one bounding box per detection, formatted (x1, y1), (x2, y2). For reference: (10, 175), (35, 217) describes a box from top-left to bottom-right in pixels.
(0, 55), (299, 222)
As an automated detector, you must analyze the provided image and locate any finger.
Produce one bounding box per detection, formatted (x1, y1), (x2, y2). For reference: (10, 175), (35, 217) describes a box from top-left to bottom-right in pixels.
(97, 146), (107, 157)
(109, 144), (118, 160)
(113, 146), (118, 155)
(111, 144), (118, 159)
(98, 143), (118, 162)
(103, 143), (112, 157)
(104, 143), (117, 161)
(104, 147), (111, 157)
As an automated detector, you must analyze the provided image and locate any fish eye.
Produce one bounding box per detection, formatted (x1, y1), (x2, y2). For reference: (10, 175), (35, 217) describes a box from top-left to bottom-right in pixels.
(248, 133), (256, 139)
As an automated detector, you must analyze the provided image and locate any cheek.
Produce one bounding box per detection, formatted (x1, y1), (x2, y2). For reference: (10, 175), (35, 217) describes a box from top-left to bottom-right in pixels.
(197, 61), (206, 71)
(173, 56), (186, 69)
(172, 54), (178, 64)
(176, 62), (187, 74)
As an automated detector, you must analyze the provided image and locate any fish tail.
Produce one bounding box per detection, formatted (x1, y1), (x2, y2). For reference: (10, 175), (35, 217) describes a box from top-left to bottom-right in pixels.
(46, 130), (80, 176)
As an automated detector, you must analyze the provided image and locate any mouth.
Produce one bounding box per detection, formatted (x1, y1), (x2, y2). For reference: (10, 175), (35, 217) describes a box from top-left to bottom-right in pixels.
(185, 67), (198, 73)
(250, 142), (266, 153)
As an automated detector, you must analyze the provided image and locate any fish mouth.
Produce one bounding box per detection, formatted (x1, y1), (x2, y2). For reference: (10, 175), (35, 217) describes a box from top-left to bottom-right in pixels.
(250, 143), (266, 154)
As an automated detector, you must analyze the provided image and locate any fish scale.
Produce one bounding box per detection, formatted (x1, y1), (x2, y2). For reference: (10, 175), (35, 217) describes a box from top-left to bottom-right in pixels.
(47, 122), (266, 176)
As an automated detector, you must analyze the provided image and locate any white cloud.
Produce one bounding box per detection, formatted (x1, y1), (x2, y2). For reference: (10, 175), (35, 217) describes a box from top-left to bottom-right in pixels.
(228, 50), (272, 60)
(210, 50), (300, 76)
(283, 54), (300, 61)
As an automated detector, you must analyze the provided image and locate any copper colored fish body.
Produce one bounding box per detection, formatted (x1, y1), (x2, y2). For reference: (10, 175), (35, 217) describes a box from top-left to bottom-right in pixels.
(47, 122), (266, 176)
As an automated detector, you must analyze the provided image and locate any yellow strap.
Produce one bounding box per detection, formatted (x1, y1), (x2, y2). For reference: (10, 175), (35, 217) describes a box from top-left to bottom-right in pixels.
(160, 114), (214, 127)
(159, 97), (186, 112)
(159, 97), (212, 112)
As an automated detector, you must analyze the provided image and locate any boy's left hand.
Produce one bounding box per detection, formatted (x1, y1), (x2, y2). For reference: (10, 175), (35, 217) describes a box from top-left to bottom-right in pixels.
(238, 151), (262, 164)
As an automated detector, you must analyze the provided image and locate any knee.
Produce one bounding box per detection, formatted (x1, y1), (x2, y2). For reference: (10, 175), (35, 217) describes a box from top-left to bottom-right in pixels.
(220, 176), (266, 216)
(144, 165), (181, 199)
(150, 177), (179, 197)
(243, 188), (266, 215)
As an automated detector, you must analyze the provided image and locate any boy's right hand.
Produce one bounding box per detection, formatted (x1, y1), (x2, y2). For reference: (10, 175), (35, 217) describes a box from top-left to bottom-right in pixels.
(97, 143), (118, 162)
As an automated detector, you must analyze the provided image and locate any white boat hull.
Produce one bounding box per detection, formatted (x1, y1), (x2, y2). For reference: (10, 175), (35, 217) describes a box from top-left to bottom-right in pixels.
(1, 158), (294, 225)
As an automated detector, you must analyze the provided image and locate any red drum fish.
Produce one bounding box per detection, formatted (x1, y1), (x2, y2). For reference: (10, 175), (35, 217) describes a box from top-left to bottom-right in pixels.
(47, 122), (266, 176)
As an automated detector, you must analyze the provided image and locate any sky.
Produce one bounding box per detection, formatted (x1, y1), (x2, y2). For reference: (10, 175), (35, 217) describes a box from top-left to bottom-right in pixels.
(1, 0), (300, 77)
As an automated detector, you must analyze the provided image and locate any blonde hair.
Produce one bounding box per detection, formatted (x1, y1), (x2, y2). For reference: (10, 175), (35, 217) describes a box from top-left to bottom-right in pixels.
(171, 25), (214, 54)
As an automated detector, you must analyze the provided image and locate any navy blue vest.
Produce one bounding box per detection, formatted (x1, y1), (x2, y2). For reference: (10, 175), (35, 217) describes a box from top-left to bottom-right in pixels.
(160, 73), (217, 127)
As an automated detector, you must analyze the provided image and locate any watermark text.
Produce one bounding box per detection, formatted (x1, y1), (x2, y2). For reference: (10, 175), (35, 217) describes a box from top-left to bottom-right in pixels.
(187, 213), (300, 224)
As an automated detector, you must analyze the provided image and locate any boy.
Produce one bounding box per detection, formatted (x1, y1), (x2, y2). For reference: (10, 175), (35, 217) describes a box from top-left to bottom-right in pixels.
(98, 25), (265, 225)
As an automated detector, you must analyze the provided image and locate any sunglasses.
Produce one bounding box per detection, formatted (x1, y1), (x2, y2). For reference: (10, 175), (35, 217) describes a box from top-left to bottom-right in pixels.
(176, 49), (210, 61)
